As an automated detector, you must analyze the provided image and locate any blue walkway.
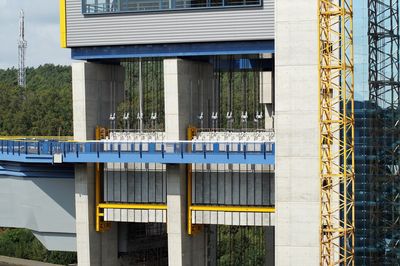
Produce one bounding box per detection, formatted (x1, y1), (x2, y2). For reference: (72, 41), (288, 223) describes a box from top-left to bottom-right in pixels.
(0, 140), (275, 165)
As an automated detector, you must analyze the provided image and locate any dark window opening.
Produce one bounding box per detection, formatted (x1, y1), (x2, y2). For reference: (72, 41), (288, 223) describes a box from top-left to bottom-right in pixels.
(82, 0), (262, 14)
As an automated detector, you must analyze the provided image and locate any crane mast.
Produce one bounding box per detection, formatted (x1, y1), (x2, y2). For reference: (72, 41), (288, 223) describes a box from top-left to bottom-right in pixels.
(18, 9), (27, 88)
(318, 0), (355, 265)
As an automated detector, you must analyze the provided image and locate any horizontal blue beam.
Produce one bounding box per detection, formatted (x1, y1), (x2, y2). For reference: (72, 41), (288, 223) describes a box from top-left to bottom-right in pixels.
(0, 140), (275, 165)
(0, 154), (53, 164)
(71, 40), (274, 60)
(63, 152), (274, 164)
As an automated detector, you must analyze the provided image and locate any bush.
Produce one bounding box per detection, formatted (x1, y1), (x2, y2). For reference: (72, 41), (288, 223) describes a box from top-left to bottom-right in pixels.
(0, 228), (77, 265)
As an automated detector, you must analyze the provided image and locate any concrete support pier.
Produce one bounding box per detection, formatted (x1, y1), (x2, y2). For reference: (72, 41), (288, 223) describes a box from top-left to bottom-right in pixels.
(275, 1), (320, 265)
(164, 59), (213, 266)
(72, 62), (124, 266)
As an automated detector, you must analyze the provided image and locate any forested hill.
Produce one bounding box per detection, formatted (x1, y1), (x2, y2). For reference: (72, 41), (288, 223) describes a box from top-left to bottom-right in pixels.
(0, 64), (72, 136)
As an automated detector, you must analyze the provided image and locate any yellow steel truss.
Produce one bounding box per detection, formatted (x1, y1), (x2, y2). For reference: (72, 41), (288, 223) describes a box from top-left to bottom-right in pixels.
(95, 127), (111, 232)
(318, 0), (355, 265)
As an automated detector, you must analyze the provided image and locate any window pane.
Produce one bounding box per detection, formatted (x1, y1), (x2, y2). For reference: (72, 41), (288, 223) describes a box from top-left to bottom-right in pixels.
(83, 0), (261, 14)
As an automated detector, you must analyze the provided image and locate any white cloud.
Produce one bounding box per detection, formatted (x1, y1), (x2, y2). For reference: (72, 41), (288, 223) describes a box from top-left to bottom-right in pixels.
(0, 0), (71, 68)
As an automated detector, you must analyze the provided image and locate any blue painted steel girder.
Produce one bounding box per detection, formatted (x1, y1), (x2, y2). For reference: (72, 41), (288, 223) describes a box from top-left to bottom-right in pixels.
(71, 40), (275, 60)
(0, 140), (275, 165)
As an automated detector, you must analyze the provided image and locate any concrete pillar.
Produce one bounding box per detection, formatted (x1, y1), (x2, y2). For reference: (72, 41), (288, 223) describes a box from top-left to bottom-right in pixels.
(164, 59), (213, 266)
(73, 62), (124, 266)
(260, 53), (274, 129)
(75, 164), (119, 266)
(275, 1), (320, 265)
(72, 62), (124, 141)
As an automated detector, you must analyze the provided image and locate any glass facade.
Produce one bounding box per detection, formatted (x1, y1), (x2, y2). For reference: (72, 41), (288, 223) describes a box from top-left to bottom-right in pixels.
(353, 2), (371, 265)
(82, 0), (262, 14)
(354, 1), (400, 264)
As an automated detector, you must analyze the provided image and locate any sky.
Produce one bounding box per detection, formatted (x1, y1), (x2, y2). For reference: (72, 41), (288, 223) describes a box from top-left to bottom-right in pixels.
(353, 1), (368, 101)
(0, 0), (71, 69)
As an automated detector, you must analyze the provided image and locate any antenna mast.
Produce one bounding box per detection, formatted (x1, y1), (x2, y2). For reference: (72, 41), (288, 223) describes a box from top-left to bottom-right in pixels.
(18, 9), (27, 88)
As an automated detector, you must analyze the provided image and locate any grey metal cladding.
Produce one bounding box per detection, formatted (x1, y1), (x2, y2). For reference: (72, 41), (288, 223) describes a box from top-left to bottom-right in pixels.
(0, 176), (76, 251)
(66, 0), (274, 47)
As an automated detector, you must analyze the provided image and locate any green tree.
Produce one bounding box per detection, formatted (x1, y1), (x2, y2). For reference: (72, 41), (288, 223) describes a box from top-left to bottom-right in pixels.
(0, 64), (72, 136)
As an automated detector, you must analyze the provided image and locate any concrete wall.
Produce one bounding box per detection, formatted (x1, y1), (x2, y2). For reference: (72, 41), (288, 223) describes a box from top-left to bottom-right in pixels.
(275, 1), (320, 265)
(66, 0), (274, 47)
(0, 176), (76, 251)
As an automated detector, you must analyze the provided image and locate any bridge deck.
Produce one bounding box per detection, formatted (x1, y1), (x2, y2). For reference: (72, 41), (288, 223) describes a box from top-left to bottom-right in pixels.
(0, 140), (275, 165)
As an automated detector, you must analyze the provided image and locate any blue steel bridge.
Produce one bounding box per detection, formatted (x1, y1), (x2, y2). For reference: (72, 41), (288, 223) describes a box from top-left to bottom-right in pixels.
(0, 139), (275, 165)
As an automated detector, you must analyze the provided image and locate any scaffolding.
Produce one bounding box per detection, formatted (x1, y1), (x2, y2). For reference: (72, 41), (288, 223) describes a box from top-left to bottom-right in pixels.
(318, 0), (355, 265)
(368, 0), (400, 264)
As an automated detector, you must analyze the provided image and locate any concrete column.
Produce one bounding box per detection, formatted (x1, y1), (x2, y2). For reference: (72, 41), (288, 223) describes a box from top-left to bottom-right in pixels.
(164, 59), (213, 266)
(75, 164), (119, 266)
(275, 1), (320, 265)
(73, 62), (124, 266)
(260, 54), (274, 129)
(72, 62), (124, 141)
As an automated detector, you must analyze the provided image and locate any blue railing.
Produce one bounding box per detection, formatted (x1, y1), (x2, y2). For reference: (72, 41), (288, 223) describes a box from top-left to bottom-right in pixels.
(0, 140), (275, 165)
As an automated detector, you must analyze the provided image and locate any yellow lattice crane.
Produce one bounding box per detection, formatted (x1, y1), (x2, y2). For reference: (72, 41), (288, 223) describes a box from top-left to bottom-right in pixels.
(318, 0), (355, 265)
